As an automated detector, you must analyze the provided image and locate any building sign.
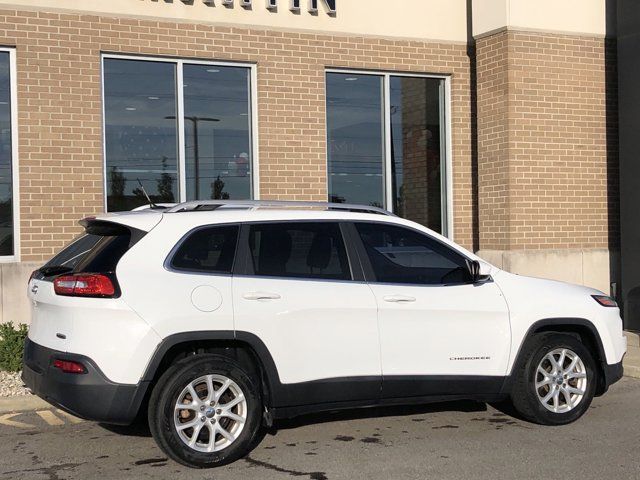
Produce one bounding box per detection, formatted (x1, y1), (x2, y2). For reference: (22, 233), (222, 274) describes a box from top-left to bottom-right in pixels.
(196, 0), (336, 15)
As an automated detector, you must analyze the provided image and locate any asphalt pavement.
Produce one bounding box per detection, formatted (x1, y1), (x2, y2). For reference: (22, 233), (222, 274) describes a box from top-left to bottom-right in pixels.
(1, 377), (639, 480)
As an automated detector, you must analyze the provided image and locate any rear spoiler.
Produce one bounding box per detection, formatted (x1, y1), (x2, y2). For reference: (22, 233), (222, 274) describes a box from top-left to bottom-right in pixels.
(79, 218), (148, 245)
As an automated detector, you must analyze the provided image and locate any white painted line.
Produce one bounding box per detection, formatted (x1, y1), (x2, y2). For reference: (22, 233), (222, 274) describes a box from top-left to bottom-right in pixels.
(0, 395), (49, 414)
(0, 413), (33, 429)
(36, 410), (65, 426)
(56, 409), (83, 424)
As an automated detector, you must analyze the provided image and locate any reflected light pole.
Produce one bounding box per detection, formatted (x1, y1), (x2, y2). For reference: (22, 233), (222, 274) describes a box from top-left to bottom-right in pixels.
(166, 115), (219, 199)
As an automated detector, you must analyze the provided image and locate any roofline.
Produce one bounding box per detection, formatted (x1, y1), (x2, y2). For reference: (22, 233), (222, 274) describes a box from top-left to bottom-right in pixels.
(164, 200), (396, 217)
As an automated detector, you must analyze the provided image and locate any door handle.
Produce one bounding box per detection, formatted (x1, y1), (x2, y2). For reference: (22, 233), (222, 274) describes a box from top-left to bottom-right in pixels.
(383, 294), (416, 303)
(243, 292), (282, 301)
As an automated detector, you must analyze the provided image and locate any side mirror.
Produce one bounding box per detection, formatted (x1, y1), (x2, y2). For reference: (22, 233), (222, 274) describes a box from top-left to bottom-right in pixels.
(468, 260), (491, 283)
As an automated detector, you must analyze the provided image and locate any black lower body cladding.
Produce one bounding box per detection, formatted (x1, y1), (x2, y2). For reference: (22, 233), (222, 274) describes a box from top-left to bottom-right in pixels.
(21, 338), (146, 425)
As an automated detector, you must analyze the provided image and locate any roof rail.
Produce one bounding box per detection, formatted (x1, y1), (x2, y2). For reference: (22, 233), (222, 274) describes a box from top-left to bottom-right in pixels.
(165, 200), (396, 217)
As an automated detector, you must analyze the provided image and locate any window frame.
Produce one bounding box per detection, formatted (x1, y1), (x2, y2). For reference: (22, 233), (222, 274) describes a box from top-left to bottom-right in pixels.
(234, 220), (361, 283)
(325, 68), (453, 239)
(100, 54), (260, 211)
(0, 47), (19, 263)
(346, 221), (474, 287)
(164, 222), (241, 277)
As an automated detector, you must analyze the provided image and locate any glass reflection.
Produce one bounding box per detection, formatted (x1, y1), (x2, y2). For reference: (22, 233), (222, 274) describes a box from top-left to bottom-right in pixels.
(0, 52), (13, 256)
(104, 59), (178, 211)
(326, 73), (385, 207)
(183, 65), (252, 200)
(390, 77), (443, 233)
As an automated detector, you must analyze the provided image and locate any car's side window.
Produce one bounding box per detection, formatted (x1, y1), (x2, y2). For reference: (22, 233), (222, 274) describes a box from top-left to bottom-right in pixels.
(170, 224), (239, 274)
(355, 222), (472, 285)
(247, 222), (351, 281)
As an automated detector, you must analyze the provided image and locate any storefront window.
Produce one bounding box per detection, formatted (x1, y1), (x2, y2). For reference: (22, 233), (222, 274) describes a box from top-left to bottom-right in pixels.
(183, 65), (252, 201)
(326, 73), (385, 207)
(390, 76), (443, 233)
(0, 51), (14, 257)
(326, 71), (447, 234)
(103, 57), (254, 211)
(104, 59), (178, 212)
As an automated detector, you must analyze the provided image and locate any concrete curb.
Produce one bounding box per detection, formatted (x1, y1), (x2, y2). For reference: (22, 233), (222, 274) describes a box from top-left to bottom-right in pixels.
(625, 331), (640, 348)
(0, 395), (49, 414)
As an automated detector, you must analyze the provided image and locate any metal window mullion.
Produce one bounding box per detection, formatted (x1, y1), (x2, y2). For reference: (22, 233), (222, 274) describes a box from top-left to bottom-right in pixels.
(442, 77), (453, 240)
(250, 65), (259, 200)
(383, 74), (393, 213)
(176, 60), (187, 202)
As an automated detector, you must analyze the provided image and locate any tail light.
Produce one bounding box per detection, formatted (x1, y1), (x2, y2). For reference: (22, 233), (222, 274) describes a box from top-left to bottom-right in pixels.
(53, 274), (116, 298)
(53, 359), (86, 374)
(592, 295), (617, 307)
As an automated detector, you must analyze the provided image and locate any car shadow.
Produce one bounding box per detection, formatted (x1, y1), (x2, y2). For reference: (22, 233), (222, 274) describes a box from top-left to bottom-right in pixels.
(268, 400), (489, 432)
(97, 400), (492, 439)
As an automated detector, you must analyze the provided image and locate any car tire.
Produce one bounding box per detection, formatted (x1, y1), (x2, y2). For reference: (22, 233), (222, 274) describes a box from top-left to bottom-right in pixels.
(510, 333), (597, 425)
(148, 354), (262, 468)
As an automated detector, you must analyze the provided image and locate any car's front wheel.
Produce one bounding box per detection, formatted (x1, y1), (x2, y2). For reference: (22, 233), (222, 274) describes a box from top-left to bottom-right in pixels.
(148, 354), (262, 468)
(510, 333), (597, 425)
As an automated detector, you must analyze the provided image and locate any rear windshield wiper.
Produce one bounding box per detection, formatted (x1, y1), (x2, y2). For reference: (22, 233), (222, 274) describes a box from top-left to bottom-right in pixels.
(37, 265), (74, 277)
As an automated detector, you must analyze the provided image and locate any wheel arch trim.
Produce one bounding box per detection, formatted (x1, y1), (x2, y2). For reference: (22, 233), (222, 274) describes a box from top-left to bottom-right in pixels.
(502, 317), (608, 394)
(140, 330), (283, 408)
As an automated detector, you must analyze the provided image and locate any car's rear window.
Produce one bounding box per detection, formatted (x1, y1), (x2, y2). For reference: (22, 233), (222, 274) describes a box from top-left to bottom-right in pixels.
(44, 234), (102, 271)
(38, 222), (140, 279)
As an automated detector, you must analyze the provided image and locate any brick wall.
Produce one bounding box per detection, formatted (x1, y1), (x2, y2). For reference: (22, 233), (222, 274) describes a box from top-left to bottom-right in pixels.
(476, 29), (618, 251)
(0, 7), (474, 262)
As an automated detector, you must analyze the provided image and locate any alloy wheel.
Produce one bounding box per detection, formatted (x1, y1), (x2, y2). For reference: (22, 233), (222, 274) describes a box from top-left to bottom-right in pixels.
(173, 374), (248, 453)
(535, 348), (587, 413)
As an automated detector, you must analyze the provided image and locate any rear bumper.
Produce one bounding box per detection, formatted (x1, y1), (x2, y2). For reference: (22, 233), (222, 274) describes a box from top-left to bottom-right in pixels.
(21, 338), (147, 425)
(603, 359), (624, 389)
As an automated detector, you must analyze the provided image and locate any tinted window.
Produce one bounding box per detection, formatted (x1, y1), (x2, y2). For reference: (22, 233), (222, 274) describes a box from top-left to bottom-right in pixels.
(355, 223), (471, 285)
(171, 225), (239, 274)
(38, 230), (136, 279)
(44, 234), (102, 271)
(248, 222), (350, 281)
(75, 233), (132, 274)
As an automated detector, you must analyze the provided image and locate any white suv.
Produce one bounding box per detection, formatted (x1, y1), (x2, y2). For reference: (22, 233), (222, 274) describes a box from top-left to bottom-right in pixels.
(22, 201), (626, 468)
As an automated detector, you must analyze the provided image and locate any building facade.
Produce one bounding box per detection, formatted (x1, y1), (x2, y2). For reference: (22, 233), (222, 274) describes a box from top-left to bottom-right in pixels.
(0, 0), (621, 326)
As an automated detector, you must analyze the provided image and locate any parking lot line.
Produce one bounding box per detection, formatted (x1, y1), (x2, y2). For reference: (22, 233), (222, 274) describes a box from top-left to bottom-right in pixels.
(36, 410), (64, 426)
(0, 413), (33, 429)
(56, 409), (82, 424)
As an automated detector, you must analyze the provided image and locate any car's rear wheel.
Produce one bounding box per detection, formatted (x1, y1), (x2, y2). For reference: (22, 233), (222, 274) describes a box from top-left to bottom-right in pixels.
(510, 333), (597, 425)
(148, 354), (262, 468)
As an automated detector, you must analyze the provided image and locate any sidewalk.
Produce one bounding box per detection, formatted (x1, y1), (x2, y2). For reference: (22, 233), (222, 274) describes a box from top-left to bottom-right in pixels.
(623, 331), (640, 379)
